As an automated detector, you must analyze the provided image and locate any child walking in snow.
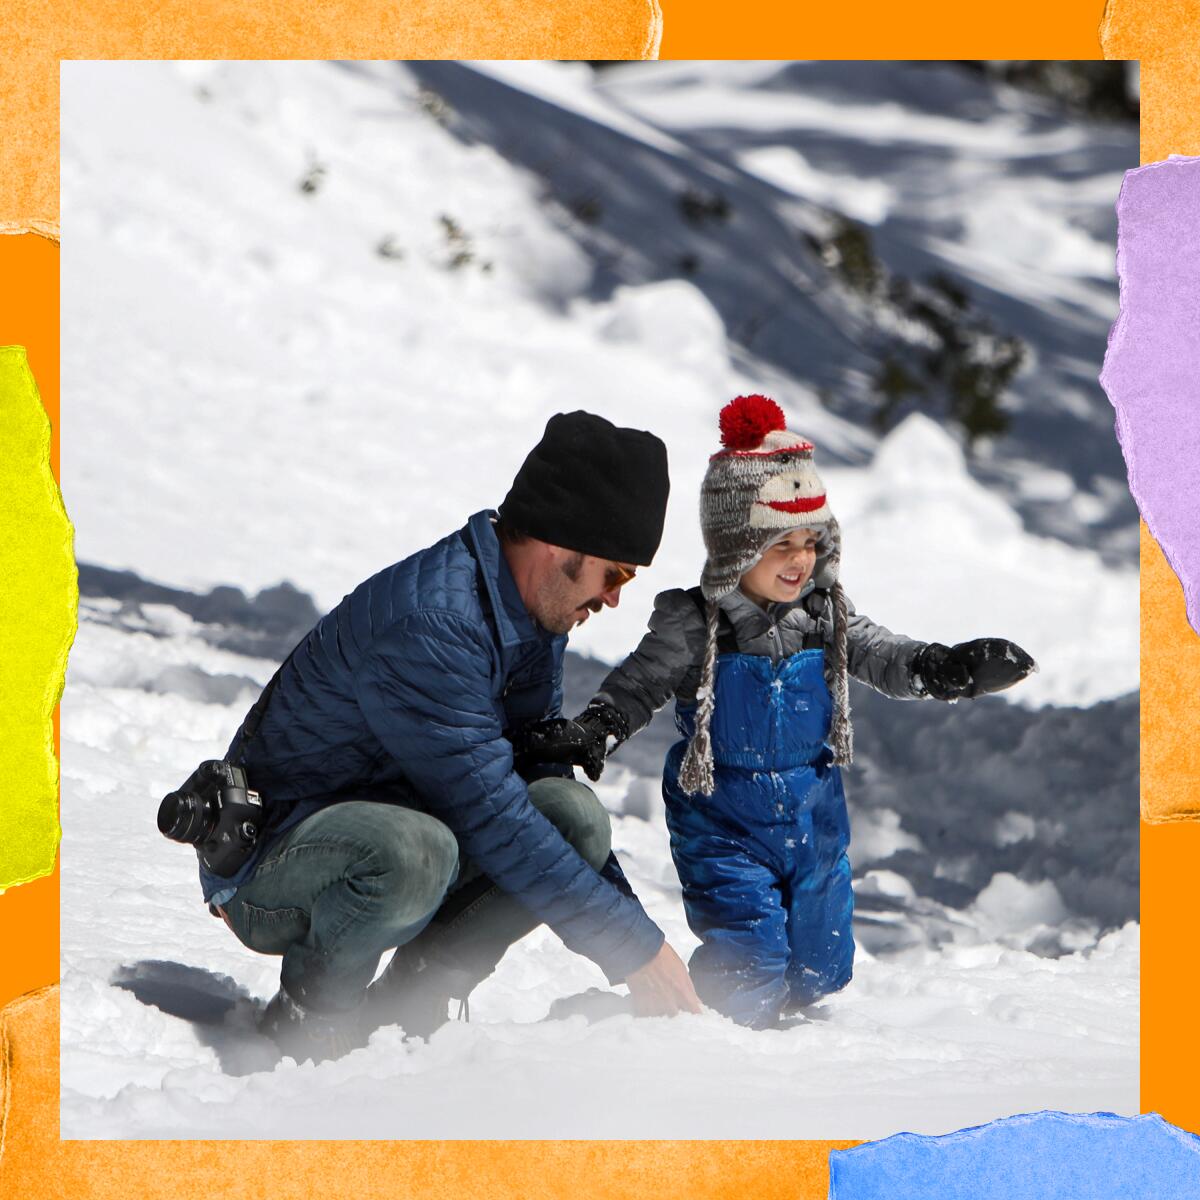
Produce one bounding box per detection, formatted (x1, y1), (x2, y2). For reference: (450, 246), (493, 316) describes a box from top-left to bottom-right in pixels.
(521, 395), (1036, 1029)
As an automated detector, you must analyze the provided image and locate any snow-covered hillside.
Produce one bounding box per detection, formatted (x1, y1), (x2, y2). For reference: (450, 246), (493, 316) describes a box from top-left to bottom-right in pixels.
(59, 60), (1138, 1140)
(411, 59), (1138, 555)
(60, 59), (1137, 703)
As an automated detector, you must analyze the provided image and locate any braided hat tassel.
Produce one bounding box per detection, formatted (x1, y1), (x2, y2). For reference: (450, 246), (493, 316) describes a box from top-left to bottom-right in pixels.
(828, 580), (854, 766)
(678, 600), (720, 797)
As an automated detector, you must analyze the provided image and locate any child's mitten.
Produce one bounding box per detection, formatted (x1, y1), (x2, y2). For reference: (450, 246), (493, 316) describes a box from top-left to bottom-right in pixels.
(915, 638), (1037, 701)
(511, 702), (629, 782)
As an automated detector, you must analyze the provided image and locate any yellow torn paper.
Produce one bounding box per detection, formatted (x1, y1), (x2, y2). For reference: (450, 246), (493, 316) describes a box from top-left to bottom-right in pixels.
(0, 347), (75, 892)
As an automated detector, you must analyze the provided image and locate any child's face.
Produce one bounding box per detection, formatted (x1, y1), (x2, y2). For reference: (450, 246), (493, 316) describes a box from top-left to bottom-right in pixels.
(739, 529), (822, 607)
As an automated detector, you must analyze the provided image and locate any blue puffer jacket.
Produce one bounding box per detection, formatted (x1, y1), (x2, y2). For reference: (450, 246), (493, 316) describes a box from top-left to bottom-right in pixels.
(199, 510), (665, 984)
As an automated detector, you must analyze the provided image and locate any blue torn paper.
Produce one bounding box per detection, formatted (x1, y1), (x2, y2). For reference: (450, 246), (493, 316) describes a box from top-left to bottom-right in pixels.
(829, 1111), (1200, 1198)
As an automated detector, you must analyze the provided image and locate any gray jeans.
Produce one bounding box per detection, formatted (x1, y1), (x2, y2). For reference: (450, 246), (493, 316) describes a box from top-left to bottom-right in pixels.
(222, 777), (611, 1013)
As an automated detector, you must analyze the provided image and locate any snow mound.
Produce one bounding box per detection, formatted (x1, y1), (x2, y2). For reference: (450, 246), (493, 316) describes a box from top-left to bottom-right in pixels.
(970, 873), (1071, 939)
(593, 280), (729, 372)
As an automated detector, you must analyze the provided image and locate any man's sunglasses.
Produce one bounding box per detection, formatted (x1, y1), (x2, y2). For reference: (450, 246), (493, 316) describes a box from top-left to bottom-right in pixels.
(604, 562), (638, 590)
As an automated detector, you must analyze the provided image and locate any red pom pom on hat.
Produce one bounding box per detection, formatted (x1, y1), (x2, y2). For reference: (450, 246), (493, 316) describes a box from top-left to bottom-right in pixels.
(718, 394), (788, 451)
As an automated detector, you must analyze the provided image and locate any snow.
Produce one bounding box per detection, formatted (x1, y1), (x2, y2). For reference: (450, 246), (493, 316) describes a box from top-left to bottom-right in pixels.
(605, 81), (1082, 156)
(61, 922), (1137, 1139)
(59, 59), (1136, 1140)
(968, 874), (1071, 942)
(738, 145), (896, 224)
(58, 612), (1136, 1138)
(466, 60), (688, 157)
(591, 280), (730, 371)
(995, 811), (1038, 846)
(851, 808), (925, 864)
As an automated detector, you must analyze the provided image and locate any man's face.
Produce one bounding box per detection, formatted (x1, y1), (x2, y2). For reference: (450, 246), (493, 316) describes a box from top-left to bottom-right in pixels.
(534, 551), (638, 635)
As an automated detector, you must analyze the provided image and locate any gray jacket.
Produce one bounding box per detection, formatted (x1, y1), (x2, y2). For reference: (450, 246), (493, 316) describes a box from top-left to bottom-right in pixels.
(595, 583), (929, 739)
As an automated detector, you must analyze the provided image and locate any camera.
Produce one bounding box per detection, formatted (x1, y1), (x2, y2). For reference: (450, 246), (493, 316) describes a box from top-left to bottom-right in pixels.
(158, 760), (263, 877)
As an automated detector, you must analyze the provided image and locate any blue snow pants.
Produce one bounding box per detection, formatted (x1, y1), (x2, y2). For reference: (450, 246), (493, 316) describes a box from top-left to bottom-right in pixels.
(663, 649), (854, 1029)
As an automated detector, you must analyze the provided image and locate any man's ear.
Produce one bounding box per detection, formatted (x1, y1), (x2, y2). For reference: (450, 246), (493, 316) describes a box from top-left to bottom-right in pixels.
(544, 542), (586, 581)
(539, 540), (566, 573)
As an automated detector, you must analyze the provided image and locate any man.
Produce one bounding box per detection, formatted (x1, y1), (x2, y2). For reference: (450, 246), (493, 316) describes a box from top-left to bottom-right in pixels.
(201, 411), (701, 1062)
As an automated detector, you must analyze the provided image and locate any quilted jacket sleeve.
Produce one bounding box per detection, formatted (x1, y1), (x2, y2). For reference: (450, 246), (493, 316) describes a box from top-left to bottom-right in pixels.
(594, 590), (707, 735)
(353, 611), (664, 984)
(535, 648), (574, 780)
(843, 594), (928, 699)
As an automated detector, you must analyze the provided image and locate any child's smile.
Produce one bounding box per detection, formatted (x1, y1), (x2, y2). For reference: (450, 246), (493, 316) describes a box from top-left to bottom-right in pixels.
(738, 529), (822, 607)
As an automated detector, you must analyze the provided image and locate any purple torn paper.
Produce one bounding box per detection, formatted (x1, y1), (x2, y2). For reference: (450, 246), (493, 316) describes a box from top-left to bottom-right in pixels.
(1101, 155), (1200, 633)
(829, 1110), (1200, 1198)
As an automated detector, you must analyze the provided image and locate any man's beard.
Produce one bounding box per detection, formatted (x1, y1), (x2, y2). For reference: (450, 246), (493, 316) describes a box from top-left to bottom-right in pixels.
(535, 554), (603, 635)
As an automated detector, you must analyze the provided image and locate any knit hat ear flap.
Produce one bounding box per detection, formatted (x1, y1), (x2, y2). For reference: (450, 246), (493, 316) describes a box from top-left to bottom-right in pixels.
(678, 600), (720, 797)
(828, 580), (854, 766)
(819, 516), (853, 765)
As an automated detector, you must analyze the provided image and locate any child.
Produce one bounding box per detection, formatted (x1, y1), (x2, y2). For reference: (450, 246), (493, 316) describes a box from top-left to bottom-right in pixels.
(522, 395), (1035, 1029)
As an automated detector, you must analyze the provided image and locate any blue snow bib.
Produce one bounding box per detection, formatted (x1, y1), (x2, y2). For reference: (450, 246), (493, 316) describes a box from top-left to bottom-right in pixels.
(663, 648), (854, 1026)
(669, 648), (838, 818)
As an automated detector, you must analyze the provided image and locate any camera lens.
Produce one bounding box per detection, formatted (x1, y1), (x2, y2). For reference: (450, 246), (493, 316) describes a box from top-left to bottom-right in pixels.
(157, 790), (220, 845)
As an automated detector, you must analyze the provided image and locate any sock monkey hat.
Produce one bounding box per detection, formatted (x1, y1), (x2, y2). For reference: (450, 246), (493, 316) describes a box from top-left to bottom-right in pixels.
(679, 395), (854, 797)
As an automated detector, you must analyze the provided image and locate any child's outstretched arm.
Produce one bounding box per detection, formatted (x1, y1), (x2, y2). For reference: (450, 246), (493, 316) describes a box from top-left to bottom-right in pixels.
(844, 596), (1035, 700)
(514, 589), (704, 780)
(843, 598), (930, 699)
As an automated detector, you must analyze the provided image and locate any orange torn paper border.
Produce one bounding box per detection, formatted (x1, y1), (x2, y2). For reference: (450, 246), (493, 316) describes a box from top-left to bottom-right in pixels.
(0, 1), (1192, 1194)
(0, 986), (57, 1169)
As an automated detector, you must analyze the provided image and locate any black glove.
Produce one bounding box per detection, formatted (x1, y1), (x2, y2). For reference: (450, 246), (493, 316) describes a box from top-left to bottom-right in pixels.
(511, 702), (630, 782)
(914, 638), (1037, 701)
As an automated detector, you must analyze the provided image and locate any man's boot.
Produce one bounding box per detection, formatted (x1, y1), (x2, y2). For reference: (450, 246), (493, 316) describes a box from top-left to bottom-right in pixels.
(259, 986), (368, 1063)
(364, 940), (478, 1041)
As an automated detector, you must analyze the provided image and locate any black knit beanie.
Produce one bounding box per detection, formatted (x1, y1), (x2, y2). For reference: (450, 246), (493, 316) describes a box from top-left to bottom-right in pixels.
(498, 411), (670, 566)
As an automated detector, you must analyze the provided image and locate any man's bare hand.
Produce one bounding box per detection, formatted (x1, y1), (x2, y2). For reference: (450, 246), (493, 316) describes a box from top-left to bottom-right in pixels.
(625, 942), (703, 1017)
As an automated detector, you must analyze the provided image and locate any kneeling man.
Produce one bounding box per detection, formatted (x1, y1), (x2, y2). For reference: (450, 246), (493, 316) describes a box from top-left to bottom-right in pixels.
(200, 411), (701, 1061)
